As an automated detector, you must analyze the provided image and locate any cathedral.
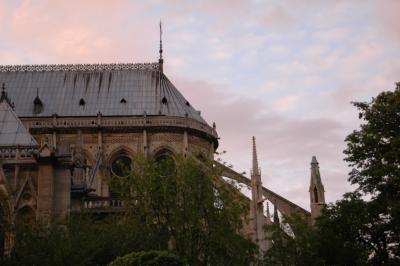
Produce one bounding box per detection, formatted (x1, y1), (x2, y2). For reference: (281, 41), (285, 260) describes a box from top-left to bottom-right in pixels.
(0, 39), (326, 255)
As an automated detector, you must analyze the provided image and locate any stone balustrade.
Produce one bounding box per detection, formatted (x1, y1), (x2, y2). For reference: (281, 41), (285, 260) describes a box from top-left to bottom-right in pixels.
(82, 197), (124, 212)
(0, 146), (38, 159)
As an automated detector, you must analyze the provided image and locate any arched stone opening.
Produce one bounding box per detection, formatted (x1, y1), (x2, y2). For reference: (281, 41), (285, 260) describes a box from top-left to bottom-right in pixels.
(72, 149), (95, 189)
(15, 206), (36, 231)
(111, 156), (132, 178)
(154, 149), (176, 178)
(107, 147), (134, 197)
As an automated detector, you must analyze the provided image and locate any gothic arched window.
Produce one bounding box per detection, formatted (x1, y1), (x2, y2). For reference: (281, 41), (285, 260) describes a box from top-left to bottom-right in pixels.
(155, 152), (175, 177)
(111, 155), (132, 178)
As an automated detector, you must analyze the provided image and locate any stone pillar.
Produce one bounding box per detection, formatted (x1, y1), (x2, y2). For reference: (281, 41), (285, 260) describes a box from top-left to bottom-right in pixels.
(98, 131), (103, 149)
(250, 137), (268, 255)
(52, 132), (57, 149)
(209, 142), (214, 159)
(53, 167), (71, 220)
(143, 129), (148, 157)
(52, 114), (57, 149)
(37, 159), (55, 220)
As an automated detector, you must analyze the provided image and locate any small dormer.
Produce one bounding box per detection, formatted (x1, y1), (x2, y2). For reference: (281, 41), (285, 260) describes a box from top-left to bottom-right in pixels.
(33, 88), (43, 114)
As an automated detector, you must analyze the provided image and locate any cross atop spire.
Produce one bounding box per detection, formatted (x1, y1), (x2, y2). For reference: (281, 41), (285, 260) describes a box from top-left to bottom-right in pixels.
(251, 136), (261, 176)
(159, 20), (164, 73)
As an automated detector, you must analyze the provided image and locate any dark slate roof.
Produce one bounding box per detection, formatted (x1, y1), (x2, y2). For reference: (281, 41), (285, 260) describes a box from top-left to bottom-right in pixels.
(0, 97), (38, 147)
(0, 63), (207, 125)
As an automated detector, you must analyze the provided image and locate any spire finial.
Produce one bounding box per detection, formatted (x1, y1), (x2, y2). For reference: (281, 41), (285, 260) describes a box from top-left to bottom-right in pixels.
(311, 155), (318, 164)
(159, 20), (163, 60)
(311, 156), (322, 183)
(158, 20), (164, 73)
(251, 136), (260, 176)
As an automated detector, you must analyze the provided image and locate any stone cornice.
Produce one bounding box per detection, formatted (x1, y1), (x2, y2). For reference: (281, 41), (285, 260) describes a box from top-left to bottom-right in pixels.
(21, 115), (218, 140)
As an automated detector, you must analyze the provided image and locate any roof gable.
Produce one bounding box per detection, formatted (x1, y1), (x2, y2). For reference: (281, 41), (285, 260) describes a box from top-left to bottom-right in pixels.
(0, 95), (38, 147)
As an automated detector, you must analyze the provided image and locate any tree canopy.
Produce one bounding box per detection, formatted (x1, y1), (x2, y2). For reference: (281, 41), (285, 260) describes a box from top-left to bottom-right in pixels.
(110, 155), (256, 265)
(343, 86), (400, 263)
(264, 85), (400, 265)
(1, 155), (256, 266)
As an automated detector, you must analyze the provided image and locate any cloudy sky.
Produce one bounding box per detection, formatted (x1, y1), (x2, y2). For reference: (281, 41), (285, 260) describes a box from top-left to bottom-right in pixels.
(0, 0), (399, 209)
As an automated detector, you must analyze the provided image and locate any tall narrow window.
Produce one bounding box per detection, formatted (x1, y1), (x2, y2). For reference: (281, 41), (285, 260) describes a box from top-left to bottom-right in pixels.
(313, 187), (319, 203)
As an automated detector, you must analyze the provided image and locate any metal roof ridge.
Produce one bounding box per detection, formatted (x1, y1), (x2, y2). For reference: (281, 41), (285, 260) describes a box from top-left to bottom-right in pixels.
(0, 62), (159, 72)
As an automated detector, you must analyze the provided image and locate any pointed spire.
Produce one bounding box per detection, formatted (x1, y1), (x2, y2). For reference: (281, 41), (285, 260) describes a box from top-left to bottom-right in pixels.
(309, 155), (326, 225)
(158, 20), (164, 73)
(251, 136), (260, 176)
(311, 155), (321, 183)
(311, 155), (318, 164)
(159, 20), (163, 60)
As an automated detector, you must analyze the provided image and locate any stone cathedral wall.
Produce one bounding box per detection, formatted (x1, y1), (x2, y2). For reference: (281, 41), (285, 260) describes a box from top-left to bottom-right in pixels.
(19, 128), (213, 218)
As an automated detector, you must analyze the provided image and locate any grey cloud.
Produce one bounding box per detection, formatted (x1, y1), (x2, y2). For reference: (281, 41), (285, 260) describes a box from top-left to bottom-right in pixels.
(173, 76), (352, 209)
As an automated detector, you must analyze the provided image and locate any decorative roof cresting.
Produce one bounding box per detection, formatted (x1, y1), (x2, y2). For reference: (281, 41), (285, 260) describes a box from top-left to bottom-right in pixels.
(0, 62), (159, 72)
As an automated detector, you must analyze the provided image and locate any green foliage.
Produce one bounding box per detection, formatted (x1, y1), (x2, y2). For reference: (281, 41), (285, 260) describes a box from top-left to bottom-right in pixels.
(1, 215), (156, 266)
(108, 250), (183, 266)
(110, 155), (256, 265)
(264, 86), (400, 265)
(264, 214), (323, 266)
(313, 194), (369, 266)
(0, 156), (255, 265)
(343, 87), (400, 264)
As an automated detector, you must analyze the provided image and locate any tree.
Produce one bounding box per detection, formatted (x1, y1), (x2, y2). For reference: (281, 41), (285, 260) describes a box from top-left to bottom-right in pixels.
(343, 84), (400, 264)
(108, 250), (183, 266)
(263, 85), (400, 266)
(0, 212), (171, 266)
(313, 193), (369, 266)
(264, 214), (323, 266)
(110, 155), (256, 265)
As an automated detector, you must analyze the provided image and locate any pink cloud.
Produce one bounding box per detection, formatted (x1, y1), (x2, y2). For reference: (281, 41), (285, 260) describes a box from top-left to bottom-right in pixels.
(0, 0), (158, 64)
(272, 94), (301, 112)
(376, 0), (400, 44)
